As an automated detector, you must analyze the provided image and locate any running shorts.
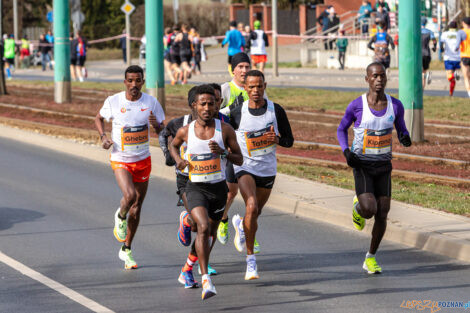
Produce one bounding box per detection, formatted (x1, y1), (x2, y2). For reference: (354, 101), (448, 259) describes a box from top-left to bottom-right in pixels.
(228, 55), (233, 65)
(444, 60), (461, 71)
(353, 161), (392, 198)
(20, 48), (30, 57)
(185, 180), (228, 221)
(77, 55), (86, 67)
(164, 53), (171, 62)
(235, 170), (276, 189)
(176, 173), (189, 197)
(225, 161), (237, 184)
(170, 54), (181, 65)
(111, 156), (151, 183)
(462, 57), (470, 66)
(6, 58), (14, 65)
(180, 53), (192, 64)
(251, 54), (267, 64)
(422, 56), (431, 70)
(71, 58), (77, 65)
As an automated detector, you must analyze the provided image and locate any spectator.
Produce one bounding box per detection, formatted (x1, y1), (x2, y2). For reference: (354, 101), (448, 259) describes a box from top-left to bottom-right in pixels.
(336, 30), (348, 70)
(375, 0), (390, 12)
(20, 34), (31, 68)
(357, 1), (373, 35)
(45, 30), (54, 60)
(39, 34), (52, 71)
(375, 5), (390, 31)
(119, 29), (127, 63)
(222, 20), (245, 74)
(318, 6), (340, 50)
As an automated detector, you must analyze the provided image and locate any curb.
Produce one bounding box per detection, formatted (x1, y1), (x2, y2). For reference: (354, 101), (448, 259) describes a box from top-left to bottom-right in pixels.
(1, 123), (469, 263)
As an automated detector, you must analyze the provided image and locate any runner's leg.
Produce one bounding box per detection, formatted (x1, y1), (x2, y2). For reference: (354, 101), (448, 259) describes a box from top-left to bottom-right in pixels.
(190, 206), (212, 275)
(369, 196), (391, 254)
(125, 180), (149, 247)
(461, 63), (470, 96)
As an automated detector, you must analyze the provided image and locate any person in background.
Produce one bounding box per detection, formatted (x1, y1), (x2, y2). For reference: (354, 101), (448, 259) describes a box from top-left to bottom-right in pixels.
(119, 29), (127, 64)
(70, 33), (78, 81)
(367, 21), (395, 72)
(336, 30), (348, 70)
(45, 30), (54, 61)
(440, 21), (465, 96)
(192, 29), (203, 75)
(75, 31), (88, 82)
(421, 17), (437, 89)
(222, 21), (245, 75)
(243, 25), (252, 55)
(458, 17), (470, 98)
(39, 34), (52, 72)
(319, 6), (340, 50)
(249, 20), (269, 73)
(357, 1), (373, 35)
(20, 35), (31, 68)
(375, 0), (390, 12)
(375, 5), (390, 32)
(3, 34), (16, 80)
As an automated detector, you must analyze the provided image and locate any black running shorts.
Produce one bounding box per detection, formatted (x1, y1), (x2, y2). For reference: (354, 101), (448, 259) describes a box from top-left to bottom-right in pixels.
(185, 180), (228, 221)
(170, 54), (181, 65)
(353, 162), (392, 198)
(422, 56), (431, 70)
(235, 170), (276, 190)
(225, 161), (237, 184)
(180, 53), (192, 64)
(176, 173), (189, 197)
(462, 57), (470, 66)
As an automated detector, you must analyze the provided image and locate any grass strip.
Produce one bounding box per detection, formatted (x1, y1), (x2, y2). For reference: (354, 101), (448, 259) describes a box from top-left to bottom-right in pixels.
(278, 163), (470, 216)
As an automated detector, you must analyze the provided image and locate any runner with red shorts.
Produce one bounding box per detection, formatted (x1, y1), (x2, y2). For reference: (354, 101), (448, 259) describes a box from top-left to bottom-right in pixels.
(95, 65), (165, 270)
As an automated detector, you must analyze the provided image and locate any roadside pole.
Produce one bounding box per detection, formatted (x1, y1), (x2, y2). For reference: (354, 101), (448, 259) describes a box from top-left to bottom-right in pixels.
(13, 0), (19, 69)
(399, 0), (424, 142)
(121, 1), (135, 67)
(272, 0), (279, 77)
(146, 0), (165, 110)
(53, 0), (71, 103)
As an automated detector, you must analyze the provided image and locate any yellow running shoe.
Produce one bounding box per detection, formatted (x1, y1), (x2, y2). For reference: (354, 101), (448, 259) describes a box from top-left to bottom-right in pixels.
(217, 220), (229, 245)
(352, 196), (365, 231)
(254, 238), (260, 254)
(119, 247), (137, 270)
(363, 256), (382, 274)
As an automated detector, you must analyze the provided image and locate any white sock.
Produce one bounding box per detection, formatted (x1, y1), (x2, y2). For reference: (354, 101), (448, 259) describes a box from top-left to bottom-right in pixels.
(467, 91), (470, 97)
(202, 274), (210, 282)
(366, 252), (375, 259)
(246, 254), (256, 262)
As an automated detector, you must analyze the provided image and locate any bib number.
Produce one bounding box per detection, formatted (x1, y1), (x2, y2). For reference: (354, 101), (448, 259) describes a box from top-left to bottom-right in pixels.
(121, 124), (149, 152)
(245, 127), (276, 157)
(188, 153), (222, 182)
(362, 128), (392, 155)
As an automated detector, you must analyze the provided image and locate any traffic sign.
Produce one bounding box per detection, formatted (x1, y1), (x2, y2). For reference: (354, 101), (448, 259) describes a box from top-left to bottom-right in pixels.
(121, 1), (135, 15)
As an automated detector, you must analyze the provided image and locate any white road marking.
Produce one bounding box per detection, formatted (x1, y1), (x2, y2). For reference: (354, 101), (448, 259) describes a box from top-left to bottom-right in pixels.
(0, 250), (114, 313)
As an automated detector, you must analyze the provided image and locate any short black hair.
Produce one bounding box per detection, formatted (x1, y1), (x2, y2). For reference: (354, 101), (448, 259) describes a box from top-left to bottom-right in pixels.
(366, 62), (386, 75)
(245, 70), (265, 82)
(124, 65), (144, 79)
(193, 85), (215, 104)
(230, 21), (237, 28)
(188, 86), (198, 107)
(208, 83), (221, 93)
(449, 21), (457, 29)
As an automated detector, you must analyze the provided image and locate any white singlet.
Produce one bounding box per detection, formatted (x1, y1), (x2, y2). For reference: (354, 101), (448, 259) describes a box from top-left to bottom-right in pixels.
(99, 91), (165, 163)
(234, 100), (279, 177)
(185, 119), (226, 184)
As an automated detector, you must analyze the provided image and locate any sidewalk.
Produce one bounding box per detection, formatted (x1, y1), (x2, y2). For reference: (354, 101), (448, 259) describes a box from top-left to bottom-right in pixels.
(1, 124), (469, 263)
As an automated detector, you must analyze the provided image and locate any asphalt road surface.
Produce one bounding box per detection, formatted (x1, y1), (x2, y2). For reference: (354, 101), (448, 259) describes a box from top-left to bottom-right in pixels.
(1, 137), (470, 313)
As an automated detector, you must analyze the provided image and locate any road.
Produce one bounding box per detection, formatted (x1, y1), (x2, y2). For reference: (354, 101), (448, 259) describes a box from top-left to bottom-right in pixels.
(1, 137), (470, 313)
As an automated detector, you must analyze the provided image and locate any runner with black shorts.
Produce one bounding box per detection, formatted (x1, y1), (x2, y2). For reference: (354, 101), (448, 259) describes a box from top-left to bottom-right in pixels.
(230, 70), (293, 280)
(337, 62), (411, 274)
(421, 17), (437, 89)
(178, 24), (193, 85)
(168, 25), (183, 85)
(170, 85), (243, 300)
(458, 17), (470, 98)
(367, 22), (395, 72)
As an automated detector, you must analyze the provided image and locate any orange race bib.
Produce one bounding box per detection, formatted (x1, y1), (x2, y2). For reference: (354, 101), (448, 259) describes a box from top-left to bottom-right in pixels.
(245, 127), (276, 157)
(362, 128), (392, 155)
(188, 152), (222, 183)
(121, 124), (149, 152)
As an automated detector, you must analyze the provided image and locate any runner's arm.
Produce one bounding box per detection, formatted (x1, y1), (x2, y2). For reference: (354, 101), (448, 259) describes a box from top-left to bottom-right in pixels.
(94, 112), (113, 149)
(337, 102), (356, 152)
(170, 126), (189, 170)
(221, 123), (243, 166)
(274, 103), (294, 148)
(264, 32), (269, 47)
(367, 36), (376, 51)
(387, 34), (396, 50)
(392, 98), (411, 146)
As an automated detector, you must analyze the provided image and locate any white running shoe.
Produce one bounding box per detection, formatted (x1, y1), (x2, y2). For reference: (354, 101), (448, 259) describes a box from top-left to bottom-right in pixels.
(113, 208), (127, 242)
(232, 214), (245, 252)
(427, 71), (432, 85)
(245, 258), (259, 280)
(201, 275), (217, 300)
(119, 247), (137, 270)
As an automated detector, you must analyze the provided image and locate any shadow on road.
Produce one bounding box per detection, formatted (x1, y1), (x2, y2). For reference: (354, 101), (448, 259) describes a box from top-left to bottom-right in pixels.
(0, 207), (45, 231)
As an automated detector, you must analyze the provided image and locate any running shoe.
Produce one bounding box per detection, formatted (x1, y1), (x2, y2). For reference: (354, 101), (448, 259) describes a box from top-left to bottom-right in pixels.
(178, 211), (191, 246)
(254, 238), (260, 254)
(217, 220), (229, 245)
(352, 196), (365, 231)
(245, 258), (259, 280)
(178, 269), (198, 288)
(197, 263), (217, 276)
(119, 247), (137, 270)
(113, 208), (127, 242)
(427, 71), (432, 85)
(201, 276), (217, 300)
(363, 256), (382, 274)
(455, 72), (460, 81)
(232, 214), (245, 252)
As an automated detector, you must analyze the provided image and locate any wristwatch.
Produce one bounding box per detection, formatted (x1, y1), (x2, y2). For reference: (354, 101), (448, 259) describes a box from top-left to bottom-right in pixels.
(221, 149), (229, 159)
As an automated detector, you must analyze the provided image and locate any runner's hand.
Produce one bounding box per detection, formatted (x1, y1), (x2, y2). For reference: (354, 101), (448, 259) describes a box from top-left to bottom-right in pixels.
(209, 140), (224, 155)
(176, 159), (189, 171)
(343, 148), (361, 168)
(266, 126), (278, 144)
(101, 136), (113, 150)
(399, 134), (412, 147)
(149, 112), (159, 130)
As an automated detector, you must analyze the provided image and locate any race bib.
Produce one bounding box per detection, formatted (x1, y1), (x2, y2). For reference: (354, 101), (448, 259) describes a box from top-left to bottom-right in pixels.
(188, 153), (222, 183)
(362, 128), (392, 155)
(121, 124), (149, 152)
(245, 127), (276, 157)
